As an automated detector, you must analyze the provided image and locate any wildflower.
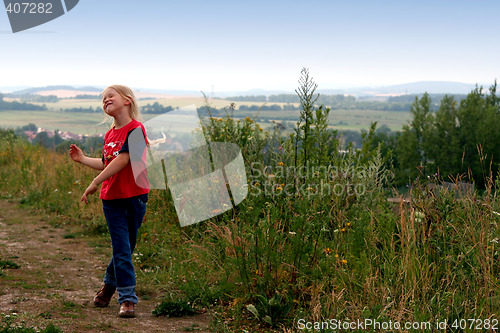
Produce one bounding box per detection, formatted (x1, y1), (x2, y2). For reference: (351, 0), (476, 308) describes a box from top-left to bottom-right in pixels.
(276, 186), (283, 191)
(334, 254), (339, 258)
(341, 228), (346, 232)
(289, 231), (296, 235)
(341, 259), (347, 264)
(323, 248), (333, 255)
(346, 222), (351, 227)
(278, 162), (284, 166)
(415, 211), (425, 223)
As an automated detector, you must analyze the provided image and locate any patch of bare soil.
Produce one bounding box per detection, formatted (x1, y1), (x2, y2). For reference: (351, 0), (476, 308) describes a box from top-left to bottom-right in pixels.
(0, 199), (212, 332)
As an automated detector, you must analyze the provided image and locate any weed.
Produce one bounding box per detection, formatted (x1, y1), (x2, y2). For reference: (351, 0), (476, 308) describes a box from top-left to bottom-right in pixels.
(62, 232), (77, 239)
(0, 260), (20, 269)
(61, 300), (80, 310)
(153, 300), (200, 317)
(0, 313), (63, 333)
(182, 323), (203, 332)
(38, 312), (52, 319)
(246, 292), (291, 327)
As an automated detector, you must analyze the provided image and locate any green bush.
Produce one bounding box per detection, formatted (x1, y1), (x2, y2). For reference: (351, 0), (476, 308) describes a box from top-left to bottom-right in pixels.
(153, 300), (199, 317)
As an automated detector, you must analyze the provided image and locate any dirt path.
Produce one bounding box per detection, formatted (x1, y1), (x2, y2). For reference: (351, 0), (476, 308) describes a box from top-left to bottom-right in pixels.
(0, 199), (212, 332)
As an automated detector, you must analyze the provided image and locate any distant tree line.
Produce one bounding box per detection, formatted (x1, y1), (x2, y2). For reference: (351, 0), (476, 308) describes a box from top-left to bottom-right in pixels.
(237, 104), (300, 111)
(140, 102), (300, 114)
(64, 102), (184, 114)
(141, 102), (174, 114)
(62, 106), (103, 113)
(70, 94), (100, 99)
(0, 94), (47, 111)
(2, 93), (59, 103)
(386, 93), (468, 104)
(224, 93), (470, 112)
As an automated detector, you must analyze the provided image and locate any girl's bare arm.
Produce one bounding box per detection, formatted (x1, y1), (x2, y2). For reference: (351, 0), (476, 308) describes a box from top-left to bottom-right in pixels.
(69, 144), (104, 170)
(80, 152), (130, 204)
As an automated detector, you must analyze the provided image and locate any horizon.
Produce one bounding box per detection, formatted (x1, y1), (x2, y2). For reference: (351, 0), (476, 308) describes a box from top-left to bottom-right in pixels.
(1, 1), (499, 92)
(0, 80), (492, 97)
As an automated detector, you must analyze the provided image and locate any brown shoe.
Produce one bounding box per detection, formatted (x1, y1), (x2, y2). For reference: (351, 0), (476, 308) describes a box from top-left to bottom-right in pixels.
(93, 284), (116, 307)
(119, 301), (135, 318)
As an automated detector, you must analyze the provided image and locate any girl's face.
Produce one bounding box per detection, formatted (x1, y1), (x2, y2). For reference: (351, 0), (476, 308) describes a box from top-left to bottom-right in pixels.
(102, 88), (130, 117)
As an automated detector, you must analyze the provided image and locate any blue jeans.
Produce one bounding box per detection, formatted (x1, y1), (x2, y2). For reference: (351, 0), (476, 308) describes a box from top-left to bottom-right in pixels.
(102, 193), (148, 304)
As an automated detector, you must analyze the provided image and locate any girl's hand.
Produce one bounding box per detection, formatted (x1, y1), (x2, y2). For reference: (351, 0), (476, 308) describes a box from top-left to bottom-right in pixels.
(81, 182), (98, 205)
(69, 144), (85, 163)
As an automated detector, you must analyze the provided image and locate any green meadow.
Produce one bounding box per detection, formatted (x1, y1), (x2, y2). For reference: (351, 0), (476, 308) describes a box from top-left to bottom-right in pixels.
(1, 71), (498, 332)
(1, 96), (412, 135)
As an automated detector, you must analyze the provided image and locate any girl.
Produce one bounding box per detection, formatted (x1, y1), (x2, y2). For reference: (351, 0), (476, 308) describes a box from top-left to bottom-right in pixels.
(69, 85), (149, 318)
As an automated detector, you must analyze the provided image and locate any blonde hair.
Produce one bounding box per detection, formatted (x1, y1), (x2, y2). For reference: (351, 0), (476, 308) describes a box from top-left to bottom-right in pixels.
(102, 84), (141, 126)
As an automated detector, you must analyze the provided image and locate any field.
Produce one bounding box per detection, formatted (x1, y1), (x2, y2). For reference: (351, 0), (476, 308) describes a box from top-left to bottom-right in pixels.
(35, 96), (240, 110)
(1, 96), (412, 135)
(0, 109), (110, 135)
(0, 101), (498, 332)
(230, 108), (411, 131)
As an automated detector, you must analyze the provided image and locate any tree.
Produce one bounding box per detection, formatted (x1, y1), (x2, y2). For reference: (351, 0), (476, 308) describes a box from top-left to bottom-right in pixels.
(428, 95), (461, 178)
(33, 131), (53, 149)
(455, 83), (500, 186)
(393, 82), (500, 188)
(395, 93), (434, 183)
(409, 93), (434, 167)
(21, 123), (38, 132)
(395, 124), (420, 183)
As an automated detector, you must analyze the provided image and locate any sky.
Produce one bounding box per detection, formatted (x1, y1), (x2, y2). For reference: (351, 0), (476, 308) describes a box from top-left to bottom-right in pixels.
(1, 0), (499, 93)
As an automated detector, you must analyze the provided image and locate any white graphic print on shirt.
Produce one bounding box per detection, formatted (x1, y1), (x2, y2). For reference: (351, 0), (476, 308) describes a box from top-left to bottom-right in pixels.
(103, 140), (124, 164)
